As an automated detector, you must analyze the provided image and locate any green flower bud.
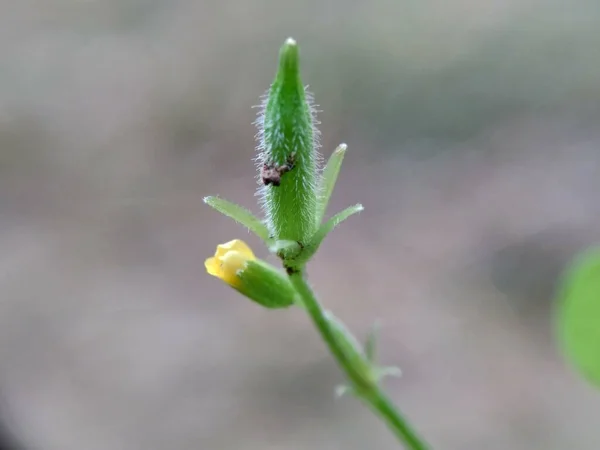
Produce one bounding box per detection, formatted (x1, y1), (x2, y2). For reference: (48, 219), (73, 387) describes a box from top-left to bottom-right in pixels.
(239, 259), (297, 309)
(256, 38), (319, 243)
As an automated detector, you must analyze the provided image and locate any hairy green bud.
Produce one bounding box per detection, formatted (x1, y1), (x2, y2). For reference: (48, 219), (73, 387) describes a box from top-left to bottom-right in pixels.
(255, 38), (320, 243)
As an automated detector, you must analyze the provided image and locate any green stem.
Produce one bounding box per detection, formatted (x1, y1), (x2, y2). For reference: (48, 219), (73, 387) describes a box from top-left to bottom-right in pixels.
(288, 271), (431, 450)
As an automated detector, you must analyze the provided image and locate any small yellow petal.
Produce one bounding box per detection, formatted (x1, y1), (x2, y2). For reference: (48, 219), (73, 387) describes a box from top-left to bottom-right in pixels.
(205, 257), (223, 278)
(229, 239), (256, 260)
(220, 251), (251, 286)
(215, 239), (255, 260)
(206, 239), (256, 287)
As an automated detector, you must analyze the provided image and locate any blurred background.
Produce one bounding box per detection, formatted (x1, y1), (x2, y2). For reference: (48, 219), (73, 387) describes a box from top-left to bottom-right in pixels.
(1, 0), (600, 449)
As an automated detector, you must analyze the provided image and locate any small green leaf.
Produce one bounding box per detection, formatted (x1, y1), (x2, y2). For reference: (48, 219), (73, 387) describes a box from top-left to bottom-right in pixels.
(373, 366), (402, 383)
(203, 196), (270, 242)
(378, 366), (402, 378)
(324, 310), (377, 388)
(363, 321), (402, 384)
(364, 320), (382, 363)
(299, 204), (364, 263)
(335, 384), (353, 398)
(317, 143), (347, 224)
(556, 247), (600, 387)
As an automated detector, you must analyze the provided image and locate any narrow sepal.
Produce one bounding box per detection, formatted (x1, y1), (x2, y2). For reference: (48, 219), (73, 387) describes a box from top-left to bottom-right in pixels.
(298, 204), (364, 264)
(317, 143), (347, 224)
(204, 196), (270, 242)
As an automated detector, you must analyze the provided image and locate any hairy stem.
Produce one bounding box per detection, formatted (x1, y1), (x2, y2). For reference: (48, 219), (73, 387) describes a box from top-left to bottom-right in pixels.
(288, 271), (431, 450)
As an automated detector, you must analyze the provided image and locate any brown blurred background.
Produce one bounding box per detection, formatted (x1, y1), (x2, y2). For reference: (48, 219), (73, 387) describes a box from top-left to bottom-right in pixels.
(1, 1), (600, 449)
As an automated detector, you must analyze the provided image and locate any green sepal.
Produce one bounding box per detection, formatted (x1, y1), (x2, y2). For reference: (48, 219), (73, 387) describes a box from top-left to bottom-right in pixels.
(317, 143), (347, 225)
(297, 204), (364, 265)
(270, 239), (302, 260)
(204, 196), (270, 243)
(235, 259), (297, 309)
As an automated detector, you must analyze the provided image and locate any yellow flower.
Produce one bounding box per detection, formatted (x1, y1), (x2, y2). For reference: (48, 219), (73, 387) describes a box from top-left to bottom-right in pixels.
(205, 239), (256, 287)
(205, 238), (296, 309)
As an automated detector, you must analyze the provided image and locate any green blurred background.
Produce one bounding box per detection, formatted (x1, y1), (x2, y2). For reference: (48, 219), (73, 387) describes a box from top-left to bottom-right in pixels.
(1, 1), (600, 449)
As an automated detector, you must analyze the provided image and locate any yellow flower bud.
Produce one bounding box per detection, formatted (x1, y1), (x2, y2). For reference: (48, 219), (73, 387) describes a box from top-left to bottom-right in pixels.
(205, 239), (296, 309)
(205, 239), (256, 287)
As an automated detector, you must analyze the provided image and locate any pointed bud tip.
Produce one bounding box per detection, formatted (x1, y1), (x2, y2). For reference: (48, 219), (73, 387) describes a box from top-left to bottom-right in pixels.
(334, 143), (348, 155)
(278, 37), (300, 76)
